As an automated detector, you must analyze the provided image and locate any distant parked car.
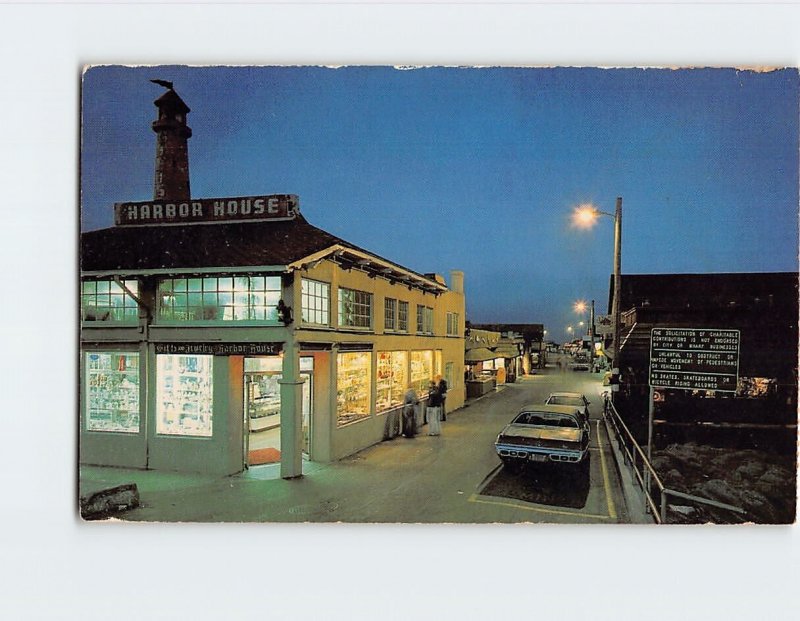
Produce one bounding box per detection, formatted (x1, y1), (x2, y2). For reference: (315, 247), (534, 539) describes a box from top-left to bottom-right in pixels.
(545, 392), (591, 421)
(495, 404), (590, 472)
(569, 353), (590, 371)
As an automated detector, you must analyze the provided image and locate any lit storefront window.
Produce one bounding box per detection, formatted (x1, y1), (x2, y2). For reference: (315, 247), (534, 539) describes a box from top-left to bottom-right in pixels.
(301, 279), (330, 325)
(337, 352), (372, 426)
(376, 351), (408, 412)
(85, 352), (140, 433)
(411, 350), (434, 397)
(81, 279), (139, 322)
(157, 275), (281, 322)
(156, 354), (213, 437)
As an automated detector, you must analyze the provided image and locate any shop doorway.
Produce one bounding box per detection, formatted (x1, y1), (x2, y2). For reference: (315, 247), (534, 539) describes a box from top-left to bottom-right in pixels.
(244, 356), (313, 467)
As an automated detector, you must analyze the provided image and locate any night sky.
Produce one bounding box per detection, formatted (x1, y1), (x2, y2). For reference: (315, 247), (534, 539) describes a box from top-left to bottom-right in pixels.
(81, 66), (799, 340)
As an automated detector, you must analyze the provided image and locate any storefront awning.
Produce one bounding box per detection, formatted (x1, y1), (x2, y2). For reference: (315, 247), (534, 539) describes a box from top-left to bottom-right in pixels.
(464, 347), (496, 363)
(493, 345), (520, 358)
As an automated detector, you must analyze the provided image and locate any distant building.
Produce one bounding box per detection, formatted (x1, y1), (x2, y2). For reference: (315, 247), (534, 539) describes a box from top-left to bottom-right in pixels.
(80, 87), (465, 477)
(469, 323), (544, 375)
(609, 272), (798, 451)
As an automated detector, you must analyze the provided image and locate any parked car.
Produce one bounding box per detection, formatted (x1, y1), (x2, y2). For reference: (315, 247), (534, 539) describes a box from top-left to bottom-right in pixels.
(495, 404), (590, 472)
(545, 391), (591, 421)
(569, 352), (591, 371)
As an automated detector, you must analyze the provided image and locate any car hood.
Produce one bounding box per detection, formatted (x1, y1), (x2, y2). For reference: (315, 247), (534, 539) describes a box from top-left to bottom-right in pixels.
(498, 424), (583, 443)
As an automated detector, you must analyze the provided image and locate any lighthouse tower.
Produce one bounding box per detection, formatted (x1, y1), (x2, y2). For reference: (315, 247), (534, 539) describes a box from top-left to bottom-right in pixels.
(152, 87), (192, 201)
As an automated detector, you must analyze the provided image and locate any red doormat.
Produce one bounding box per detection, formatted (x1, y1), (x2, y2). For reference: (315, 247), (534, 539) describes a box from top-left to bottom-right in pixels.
(249, 447), (281, 465)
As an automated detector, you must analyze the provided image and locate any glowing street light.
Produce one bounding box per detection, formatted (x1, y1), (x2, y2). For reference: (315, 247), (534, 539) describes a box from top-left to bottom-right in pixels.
(571, 197), (622, 369)
(573, 300), (588, 315)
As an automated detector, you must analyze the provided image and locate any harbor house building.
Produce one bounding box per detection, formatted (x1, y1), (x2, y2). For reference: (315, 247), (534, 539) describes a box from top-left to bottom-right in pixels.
(80, 86), (466, 477)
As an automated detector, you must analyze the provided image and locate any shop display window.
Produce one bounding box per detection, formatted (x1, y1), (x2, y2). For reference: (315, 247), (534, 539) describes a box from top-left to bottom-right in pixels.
(445, 362), (454, 389)
(411, 350), (434, 397)
(301, 279), (330, 325)
(85, 352), (140, 433)
(337, 352), (372, 426)
(156, 354), (213, 437)
(338, 288), (372, 329)
(157, 275), (281, 322)
(376, 351), (407, 412)
(81, 279), (139, 322)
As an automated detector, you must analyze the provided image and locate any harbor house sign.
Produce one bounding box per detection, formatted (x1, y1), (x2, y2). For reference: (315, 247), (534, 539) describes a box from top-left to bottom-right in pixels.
(114, 194), (300, 226)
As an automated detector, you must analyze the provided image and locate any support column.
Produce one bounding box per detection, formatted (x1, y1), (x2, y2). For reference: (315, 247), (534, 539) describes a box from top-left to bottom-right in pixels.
(279, 342), (304, 479)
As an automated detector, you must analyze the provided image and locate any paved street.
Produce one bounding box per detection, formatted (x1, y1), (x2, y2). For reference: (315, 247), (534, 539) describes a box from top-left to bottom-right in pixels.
(80, 369), (630, 523)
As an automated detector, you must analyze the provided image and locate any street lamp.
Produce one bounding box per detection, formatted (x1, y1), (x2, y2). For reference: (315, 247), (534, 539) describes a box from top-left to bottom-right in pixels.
(571, 197), (623, 371)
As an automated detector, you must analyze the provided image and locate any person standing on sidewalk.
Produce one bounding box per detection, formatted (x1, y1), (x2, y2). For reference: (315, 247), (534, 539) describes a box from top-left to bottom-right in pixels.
(436, 374), (448, 421)
(402, 385), (418, 438)
(427, 381), (443, 436)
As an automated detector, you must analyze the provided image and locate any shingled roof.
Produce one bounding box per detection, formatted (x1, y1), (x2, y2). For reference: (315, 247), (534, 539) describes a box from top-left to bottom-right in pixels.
(80, 214), (444, 294)
(81, 214), (364, 273)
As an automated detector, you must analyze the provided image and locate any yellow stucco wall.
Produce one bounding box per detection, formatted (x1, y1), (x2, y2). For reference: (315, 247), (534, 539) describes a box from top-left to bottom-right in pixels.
(295, 259), (466, 461)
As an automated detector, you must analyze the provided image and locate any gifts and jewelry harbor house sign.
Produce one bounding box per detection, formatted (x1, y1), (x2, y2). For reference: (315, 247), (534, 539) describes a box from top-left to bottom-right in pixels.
(649, 328), (740, 392)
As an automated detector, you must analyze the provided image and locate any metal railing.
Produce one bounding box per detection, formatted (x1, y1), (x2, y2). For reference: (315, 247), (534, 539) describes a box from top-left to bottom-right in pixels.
(601, 393), (748, 524)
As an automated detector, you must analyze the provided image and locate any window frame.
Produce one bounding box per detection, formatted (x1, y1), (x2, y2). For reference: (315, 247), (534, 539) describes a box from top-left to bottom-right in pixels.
(81, 279), (140, 323)
(446, 311), (460, 336)
(156, 274), (282, 324)
(416, 304), (434, 335)
(397, 300), (409, 333)
(384, 297), (397, 332)
(84, 351), (141, 434)
(338, 287), (373, 330)
(301, 278), (331, 326)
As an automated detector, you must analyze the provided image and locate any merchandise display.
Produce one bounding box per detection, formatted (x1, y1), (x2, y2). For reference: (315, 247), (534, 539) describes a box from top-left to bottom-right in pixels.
(376, 351), (407, 412)
(411, 350), (434, 397)
(337, 351), (371, 426)
(156, 354), (214, 437)
(246, 373), (281, 420)
(85, 352), (140, 433)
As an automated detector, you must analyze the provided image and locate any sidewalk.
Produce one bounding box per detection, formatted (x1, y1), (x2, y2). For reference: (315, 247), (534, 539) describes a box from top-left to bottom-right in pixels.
(78, 374), (631, 524)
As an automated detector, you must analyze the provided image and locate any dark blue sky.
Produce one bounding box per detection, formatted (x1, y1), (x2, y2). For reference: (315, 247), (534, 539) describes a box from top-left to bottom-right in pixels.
(81, 66), (799, 339)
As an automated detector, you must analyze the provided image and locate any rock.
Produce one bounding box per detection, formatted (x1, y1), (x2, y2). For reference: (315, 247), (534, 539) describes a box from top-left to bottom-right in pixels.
(694, 479), (743, 507)
(661, 443), (703, 471)
(733, 460), (768, 483)
(80, 484), (140, 520)
(759, 465), (792, 488)
(662, 468), (685, 488)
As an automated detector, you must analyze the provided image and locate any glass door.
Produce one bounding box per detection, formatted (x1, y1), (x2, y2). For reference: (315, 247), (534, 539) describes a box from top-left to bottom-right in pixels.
(301, 370), (312, 455)
(243, 356), (314, 466)
(244, 357), (282, 466)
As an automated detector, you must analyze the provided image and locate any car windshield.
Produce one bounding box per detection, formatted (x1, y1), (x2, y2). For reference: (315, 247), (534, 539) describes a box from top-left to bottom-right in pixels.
(513, 411), (578, 428)
(547, 396), (583, 407)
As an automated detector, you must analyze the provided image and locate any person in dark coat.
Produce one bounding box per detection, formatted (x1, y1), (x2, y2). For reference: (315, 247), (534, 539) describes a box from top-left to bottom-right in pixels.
(426, 381), (442, 436)
(402, 385), (418, 437)
(435, 374), (448, 421)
